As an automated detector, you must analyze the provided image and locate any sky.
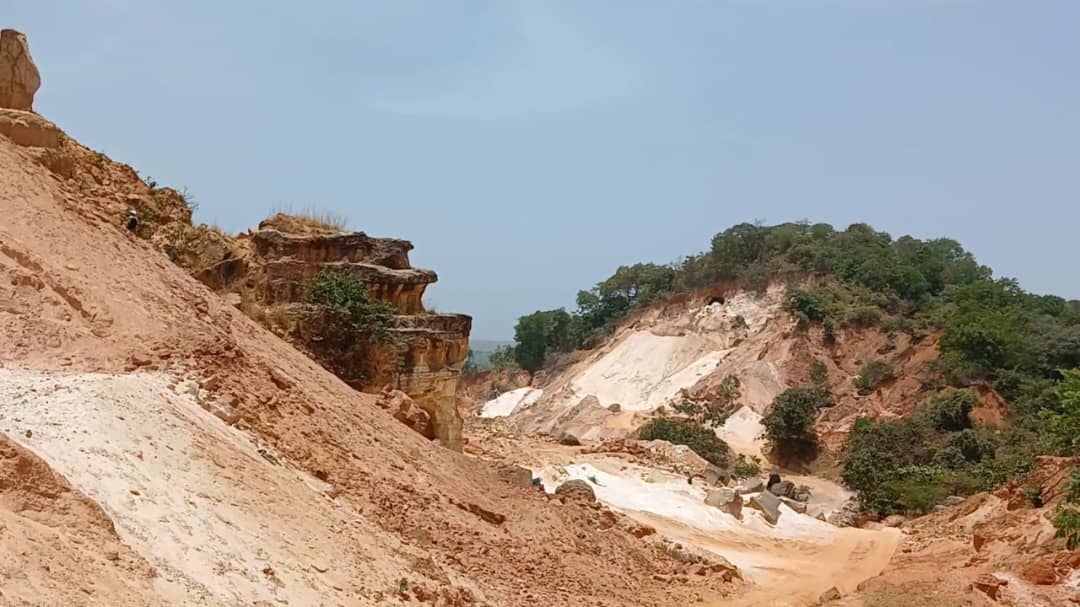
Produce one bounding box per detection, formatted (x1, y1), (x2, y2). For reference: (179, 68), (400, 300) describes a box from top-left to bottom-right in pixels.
(9, 1), (1079, 340)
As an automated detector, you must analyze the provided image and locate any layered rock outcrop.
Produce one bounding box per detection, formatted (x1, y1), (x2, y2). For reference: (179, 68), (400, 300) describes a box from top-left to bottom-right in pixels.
(176, 216), (471, 451)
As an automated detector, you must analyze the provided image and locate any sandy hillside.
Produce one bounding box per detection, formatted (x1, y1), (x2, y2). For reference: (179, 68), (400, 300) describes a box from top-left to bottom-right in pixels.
(0, 120), (736, 604)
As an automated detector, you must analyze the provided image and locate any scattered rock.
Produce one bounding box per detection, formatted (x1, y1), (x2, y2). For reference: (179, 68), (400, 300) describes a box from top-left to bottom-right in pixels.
(883, 514), (907, 528)
(201, 397), (241, 425)
(768, 480), (796, 499)
(793, 484), (813, 502)
(607, 403), (621, 413)
(1020, 558), (1058, 586)
(23, 429), (31, 439)
(942, 495), (966, 507)
(450, 498), (506, 526)
(703, 464), (731, 486)
(748, 490), (782, 525)
(629, 524), (656, 539)
(705, 488), (743, 519)
(971, 574), (1009, 600)
(779, 496), (808, 514)
(818, 587), (842, 603)
(557, 432), (582, 447)
(828, 499), (860, 527)
(0, 30), (41, 111)
(735, 477), (764, 495)
(555, 479), (596, 503)
(268, 368), (293, 390)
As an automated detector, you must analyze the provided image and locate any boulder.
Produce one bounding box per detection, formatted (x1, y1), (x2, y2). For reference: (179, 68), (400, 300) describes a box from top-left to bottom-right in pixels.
(793, 484), (813, 503)
(375, 387), (433, 441)
(828, 499), (860, 527)
(971, 574), (1009, 600)
(818, 587), (842, 603)
(735, 477), (764, 495)
(557, 432), (582, 447)
(883, 514), (907, 528)
(942, 495), (966, 507)
(0, 30), (40, 111)
(555, 479), (596, 503)
(705, 488), (743, 519)
(768, 480), (796, 499)
(1019, 558), (1058, 586)
(607, 403), (621, 413)
(748, 490), (782, 525)
(779, 496), (807, 514)
(703, 464), (728, 486)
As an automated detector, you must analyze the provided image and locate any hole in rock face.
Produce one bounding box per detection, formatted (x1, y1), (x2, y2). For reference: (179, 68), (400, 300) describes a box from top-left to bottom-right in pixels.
(709, 296), (725, 306)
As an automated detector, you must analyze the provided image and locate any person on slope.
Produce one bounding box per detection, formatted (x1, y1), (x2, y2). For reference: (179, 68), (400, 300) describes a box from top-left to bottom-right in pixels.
(126, 209), (139, 234)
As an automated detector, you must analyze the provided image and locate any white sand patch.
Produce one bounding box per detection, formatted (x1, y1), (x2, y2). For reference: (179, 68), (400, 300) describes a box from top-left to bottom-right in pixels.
(479, 387), (543, 418)
(569, 332), (723, 411)
(537, 459), (896, 590)
(0, 368), (399, 606)
(717, 406), (765, 454)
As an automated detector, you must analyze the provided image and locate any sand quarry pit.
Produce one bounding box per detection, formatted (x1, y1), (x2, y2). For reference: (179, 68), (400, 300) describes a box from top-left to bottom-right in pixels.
(0, 367), (418, 606)
(536, 457), (899, 607)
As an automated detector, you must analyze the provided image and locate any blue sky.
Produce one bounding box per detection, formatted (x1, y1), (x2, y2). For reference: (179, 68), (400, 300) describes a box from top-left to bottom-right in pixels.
(9, 1), (1079, 339)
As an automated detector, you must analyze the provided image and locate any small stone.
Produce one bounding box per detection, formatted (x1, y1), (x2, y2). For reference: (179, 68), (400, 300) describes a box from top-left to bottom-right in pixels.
(819, 587), (842, 603)
(24, 429), (31, 439)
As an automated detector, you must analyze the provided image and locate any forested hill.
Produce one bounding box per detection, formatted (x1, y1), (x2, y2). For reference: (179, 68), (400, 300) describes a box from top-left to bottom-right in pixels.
(493, 222), (1080, 521)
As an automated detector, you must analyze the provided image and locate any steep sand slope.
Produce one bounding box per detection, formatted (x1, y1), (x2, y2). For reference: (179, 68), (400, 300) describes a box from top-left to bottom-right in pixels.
(0, 434), (164, 606)
(0, 132), (734, 604)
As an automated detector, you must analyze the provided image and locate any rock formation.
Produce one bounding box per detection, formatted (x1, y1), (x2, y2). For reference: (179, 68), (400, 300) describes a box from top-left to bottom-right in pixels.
(173, 214), (471, 451)
(0, 29), (40, 111)
(0, 31), (59, 149)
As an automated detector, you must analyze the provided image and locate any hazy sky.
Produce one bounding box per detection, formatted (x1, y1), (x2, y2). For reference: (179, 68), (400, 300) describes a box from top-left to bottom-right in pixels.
(10, 1), (1079, 339)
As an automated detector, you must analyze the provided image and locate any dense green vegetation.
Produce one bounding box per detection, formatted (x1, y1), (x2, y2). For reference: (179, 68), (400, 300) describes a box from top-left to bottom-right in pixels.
(498, 221), (1080, 517)
(637, 418), (732, 467)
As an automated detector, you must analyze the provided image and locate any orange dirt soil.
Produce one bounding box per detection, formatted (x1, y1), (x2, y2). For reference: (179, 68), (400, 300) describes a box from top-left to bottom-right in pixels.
(0, 129), (736, 604)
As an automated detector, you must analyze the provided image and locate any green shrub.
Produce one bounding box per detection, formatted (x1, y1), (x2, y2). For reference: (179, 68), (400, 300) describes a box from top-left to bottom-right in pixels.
(1054, 469), (1080, 550)
(734, 453), (762, 478)
(854, 360), (896, 395)
(809, 360), (829, 389)
(672, 375), (741, 427)
(763, 388), (833, 460)
(304, 269), (395, 349)
(637, 418), (732, 467)
(920, 389), (977, 432)
(845, 305), (883, 328)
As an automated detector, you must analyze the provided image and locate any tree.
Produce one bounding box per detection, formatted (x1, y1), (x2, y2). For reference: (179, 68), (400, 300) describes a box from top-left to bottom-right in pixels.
(304, 269), (395, 350)
(763, 388), (833, 460)
(1040, 369), (1080, 455)
(1054, 469), (1080, 550)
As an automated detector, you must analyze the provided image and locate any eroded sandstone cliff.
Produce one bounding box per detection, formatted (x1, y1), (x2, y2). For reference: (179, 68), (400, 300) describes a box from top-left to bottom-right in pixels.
(164, 214), (471, 451)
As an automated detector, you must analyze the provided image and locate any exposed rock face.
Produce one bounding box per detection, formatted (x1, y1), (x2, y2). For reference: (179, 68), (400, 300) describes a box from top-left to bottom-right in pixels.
(0, 108), (60, 148)
(231, 222), (470, 451)
(0, 30), (40, 111)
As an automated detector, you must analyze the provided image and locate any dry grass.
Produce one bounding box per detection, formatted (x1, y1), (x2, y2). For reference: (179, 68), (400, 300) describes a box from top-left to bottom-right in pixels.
(260, 206), (348, 235)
